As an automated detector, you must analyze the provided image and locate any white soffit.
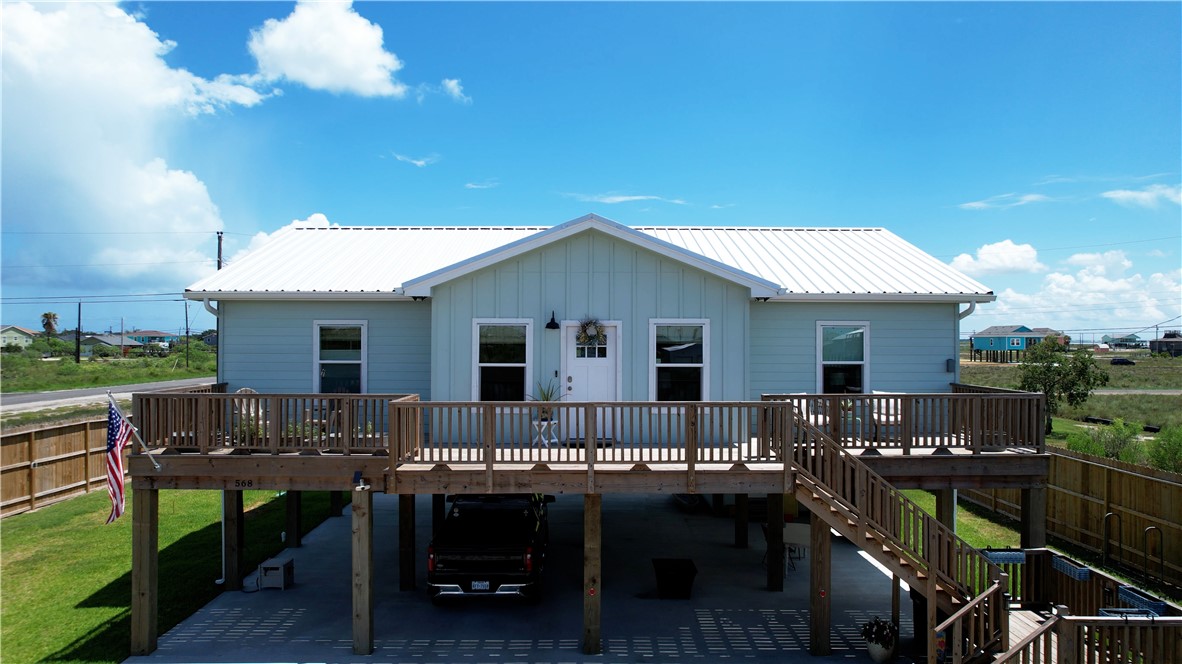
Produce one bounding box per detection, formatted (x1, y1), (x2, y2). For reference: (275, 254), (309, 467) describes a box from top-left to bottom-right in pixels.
(186, 222), (994, 301)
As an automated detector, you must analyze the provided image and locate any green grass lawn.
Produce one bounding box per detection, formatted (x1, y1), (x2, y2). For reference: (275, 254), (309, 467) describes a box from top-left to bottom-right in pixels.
(0, 354), (215, 393)
(0, 488), (344, 664)
(903, 490), (1021, 550)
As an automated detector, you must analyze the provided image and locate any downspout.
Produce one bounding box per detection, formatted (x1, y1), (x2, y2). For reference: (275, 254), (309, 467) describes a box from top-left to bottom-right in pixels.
(954, 302), (977, 385)
(958, 301), (976, 320)
(201, 295), (225, 585)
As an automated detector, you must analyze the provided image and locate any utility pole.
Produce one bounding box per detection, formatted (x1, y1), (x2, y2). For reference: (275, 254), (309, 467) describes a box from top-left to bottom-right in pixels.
(184, 302), (190, 368)
(75, 301), (81, 364)
(217, 231), (224, 270)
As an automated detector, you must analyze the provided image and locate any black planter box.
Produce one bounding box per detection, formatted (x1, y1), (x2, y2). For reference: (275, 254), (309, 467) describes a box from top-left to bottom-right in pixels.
(652, 558), (698, 599)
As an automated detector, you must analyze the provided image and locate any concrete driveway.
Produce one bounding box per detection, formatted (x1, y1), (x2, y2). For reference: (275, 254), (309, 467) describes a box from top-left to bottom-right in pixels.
(125, 493), (916, 663)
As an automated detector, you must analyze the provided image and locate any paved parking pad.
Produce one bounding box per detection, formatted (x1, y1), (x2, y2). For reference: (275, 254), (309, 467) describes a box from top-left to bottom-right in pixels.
(126, 493), (915, 663)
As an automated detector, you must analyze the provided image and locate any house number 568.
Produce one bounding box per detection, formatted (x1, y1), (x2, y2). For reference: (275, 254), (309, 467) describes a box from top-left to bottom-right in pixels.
(233, 479), (254, 488)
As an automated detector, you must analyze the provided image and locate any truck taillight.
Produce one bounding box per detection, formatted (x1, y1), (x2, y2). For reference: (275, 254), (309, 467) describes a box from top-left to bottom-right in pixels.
(427, 545), (435, 573)
(524, 546), (533, 572)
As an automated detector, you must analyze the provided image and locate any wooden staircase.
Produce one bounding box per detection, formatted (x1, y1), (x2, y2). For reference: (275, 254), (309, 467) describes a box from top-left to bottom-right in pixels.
(784, 414), (1009, 663)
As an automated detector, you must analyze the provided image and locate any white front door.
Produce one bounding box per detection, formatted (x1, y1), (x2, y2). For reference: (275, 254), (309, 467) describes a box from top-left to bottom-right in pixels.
(562, 321), (619, 439)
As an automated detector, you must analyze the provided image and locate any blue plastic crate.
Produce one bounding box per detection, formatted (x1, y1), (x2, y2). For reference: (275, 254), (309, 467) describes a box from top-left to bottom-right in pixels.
(1118, 586), (1166, 616)
(982, 550), (1027, 565)
(1052, 555), (1091, 581)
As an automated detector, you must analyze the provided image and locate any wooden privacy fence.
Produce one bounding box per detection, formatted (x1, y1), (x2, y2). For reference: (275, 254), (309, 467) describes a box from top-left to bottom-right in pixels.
(961, 450), (1182, 589)
(1, 417), (122, 517)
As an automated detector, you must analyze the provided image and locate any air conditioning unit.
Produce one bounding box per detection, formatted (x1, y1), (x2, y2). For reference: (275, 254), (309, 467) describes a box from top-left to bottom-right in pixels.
(259, 556), (294, 590)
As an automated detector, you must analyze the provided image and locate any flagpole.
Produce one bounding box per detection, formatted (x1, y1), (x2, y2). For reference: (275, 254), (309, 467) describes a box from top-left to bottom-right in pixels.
(108, 391), (162, 471)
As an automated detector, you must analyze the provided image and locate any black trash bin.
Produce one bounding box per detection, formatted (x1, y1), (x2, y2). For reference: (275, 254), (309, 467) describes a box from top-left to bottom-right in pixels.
(652, 558), (697, 599)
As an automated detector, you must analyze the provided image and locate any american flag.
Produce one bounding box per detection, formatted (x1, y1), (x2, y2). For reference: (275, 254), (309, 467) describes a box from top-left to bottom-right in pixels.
(105, 400), (134, 524)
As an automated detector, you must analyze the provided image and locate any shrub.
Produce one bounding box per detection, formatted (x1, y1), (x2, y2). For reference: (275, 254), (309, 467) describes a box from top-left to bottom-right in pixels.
(1066, 419), (1142, 462)
(1066, 432), (1106, 458)
(1147, 427), (1182, 474)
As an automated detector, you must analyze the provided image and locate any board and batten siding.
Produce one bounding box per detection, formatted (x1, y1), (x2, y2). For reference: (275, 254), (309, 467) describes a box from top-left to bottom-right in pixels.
(219, 300), (432, 396)
(749, 302), (962, 397)
(429, 229), (751, 402)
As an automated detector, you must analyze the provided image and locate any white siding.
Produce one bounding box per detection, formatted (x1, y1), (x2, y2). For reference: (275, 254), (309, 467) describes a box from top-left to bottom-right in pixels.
(220, 301), (431, 396)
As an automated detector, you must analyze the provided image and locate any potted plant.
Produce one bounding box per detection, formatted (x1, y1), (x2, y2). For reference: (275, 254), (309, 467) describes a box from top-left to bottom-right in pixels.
(860, 616), (898, 662)
(528, 379), (566, 421)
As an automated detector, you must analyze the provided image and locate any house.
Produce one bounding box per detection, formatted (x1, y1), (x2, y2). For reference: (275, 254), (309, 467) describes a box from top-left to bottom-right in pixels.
(969, 324), (1062, 362)
(127, 329), (181, 345)
(1102, 333), (1143, 349)
(1150, 330), (1182, 357)
(76, 334), (143, 357)
(0, 325), (38, 349)
(128, 215), (1069, 661)
(186, 214), (996, 399)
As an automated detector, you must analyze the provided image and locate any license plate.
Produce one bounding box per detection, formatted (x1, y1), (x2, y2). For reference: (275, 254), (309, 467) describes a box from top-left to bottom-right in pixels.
(471, 580), (490, 591)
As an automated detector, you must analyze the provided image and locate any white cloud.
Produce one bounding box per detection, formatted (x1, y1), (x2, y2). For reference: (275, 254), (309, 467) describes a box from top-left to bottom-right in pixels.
(958, 193), (1051, 210)
(248, 0), (407, 97)
(950, 240), (1047, 276)
(465, 180), (499, 190)
(1101, 184), (1182, 208)
(441, 79), (472, 104)
(1, 2), (265, 291)
(565, 193), (687, 205)
(393, 153), (441, 168)
(227, 213), (337, 265)
(1064, 250), (1133, 277)
(976, 266), (1181, 335)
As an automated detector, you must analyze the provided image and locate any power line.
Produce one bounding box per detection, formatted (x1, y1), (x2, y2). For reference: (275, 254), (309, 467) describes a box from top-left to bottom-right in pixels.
(4, 259), (214, 269)
(0, 230), (255, 236)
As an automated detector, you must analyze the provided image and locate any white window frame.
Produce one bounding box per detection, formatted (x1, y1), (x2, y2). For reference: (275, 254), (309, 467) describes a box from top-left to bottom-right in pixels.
(1010, 338), (1023, 348)
(649, 318), (710, 402)
(471, 318), (533, 402)
(313, 320), (368, 393)
(816, 321), (870, 393)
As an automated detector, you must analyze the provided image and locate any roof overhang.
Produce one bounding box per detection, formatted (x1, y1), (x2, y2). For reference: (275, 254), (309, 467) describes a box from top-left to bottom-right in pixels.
(767, 292), (997, 304)
(184, 291), (411, 301)
(400, 213), (782, 298)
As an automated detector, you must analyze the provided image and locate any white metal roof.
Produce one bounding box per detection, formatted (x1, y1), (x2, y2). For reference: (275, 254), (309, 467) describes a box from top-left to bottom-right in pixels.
(186, 214), (994, 303)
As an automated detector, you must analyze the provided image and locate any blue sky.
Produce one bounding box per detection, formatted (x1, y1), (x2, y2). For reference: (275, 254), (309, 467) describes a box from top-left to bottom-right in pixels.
(3, 1), (1179, 342)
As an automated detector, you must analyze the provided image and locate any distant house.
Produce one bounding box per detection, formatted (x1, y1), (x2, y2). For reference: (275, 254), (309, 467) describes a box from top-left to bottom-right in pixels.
(0, 325), (39, 349)
(1101, 334), (1143, 349)
(77, 334), (143, 357)
(970, 325), (1063, 362)
(128, 329), (181, 345)
(1150, 331), (1182, 358)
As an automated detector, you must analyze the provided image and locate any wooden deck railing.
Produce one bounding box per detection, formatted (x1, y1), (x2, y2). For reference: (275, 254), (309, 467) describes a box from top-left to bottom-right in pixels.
(935, 580), (1009, 663)
(134, 392), (419, 454)
(762, 388), (1044, 453)
(387, 401), (791, 466)
(784, 413), (1007, 663)
(995, 612), (1182, 664)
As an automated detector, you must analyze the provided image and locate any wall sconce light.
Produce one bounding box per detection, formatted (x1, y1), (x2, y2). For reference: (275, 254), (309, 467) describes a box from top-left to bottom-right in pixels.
(545, 311), (560, 330)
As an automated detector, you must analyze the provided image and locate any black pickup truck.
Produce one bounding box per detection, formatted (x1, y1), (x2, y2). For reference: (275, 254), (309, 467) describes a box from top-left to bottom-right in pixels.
(427, 494), (553, 602)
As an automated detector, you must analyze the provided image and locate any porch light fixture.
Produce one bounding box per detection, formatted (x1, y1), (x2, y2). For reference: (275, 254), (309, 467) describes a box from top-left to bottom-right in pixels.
(545, 311), (560, 330)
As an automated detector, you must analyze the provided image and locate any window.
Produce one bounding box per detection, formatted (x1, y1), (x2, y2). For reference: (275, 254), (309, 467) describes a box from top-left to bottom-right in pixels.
(651, 320), (708, 401)
(314, 321), (366, 393)
(474, 320), (532, 401)
(1010, 338), (1023, 348)
(818, 322), (868, 393)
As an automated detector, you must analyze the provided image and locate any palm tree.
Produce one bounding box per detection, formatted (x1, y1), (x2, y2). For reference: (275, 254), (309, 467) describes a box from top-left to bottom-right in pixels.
(41, 311), (59, 337)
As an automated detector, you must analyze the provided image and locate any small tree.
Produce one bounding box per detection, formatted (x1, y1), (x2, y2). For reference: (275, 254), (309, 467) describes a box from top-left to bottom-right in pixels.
(40, 312), (59, 336)
(1019, 335), (1109, 434)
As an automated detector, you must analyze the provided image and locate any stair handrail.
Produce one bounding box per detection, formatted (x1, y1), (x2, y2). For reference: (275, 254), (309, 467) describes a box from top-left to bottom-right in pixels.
(784, 413), (1006, 661)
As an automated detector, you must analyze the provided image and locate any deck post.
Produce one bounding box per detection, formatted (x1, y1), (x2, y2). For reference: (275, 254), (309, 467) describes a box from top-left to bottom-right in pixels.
(330, 490), (344, 517)
(935, 489), (957, 533)
(286, 490), (302, 547)
(766, 493), (784, 591)
(809, 515), (832, 655)
(130, 487), (159, 655)
(734, 494), (749, 548)
(352, 487), (374, 655)
(223, 490), (245, 590)
(583, 493), (602, 655)
(1020, 487), (1047, 548)
(399, 493), (416, 591)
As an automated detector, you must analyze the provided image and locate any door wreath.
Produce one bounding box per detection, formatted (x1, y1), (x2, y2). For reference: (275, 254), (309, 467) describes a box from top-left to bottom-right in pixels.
(576, 318), (606, 346)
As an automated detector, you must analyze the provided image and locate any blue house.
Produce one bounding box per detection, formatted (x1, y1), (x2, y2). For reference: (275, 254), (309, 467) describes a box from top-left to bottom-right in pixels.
(186, 214), (995, 398)
(970, 325), (1063, 362)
